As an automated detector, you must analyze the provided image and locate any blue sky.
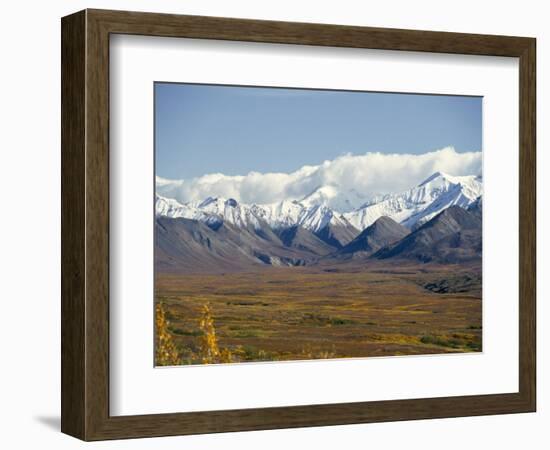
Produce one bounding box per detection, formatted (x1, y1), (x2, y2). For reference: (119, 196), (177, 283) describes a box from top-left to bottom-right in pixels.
(155, 83), (481, 180)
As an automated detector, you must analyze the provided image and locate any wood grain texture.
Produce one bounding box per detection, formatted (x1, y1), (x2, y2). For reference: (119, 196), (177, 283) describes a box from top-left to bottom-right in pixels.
(85, 10), (111, 439)
(61, 10), (86, 439)
(61, 9), (537, 441)
(89, 8), (532, 56)
(518, 39), (536, 409)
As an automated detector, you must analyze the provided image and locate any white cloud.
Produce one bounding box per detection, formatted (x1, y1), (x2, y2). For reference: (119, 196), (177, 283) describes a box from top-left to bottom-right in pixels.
(156, 147), (481, 210)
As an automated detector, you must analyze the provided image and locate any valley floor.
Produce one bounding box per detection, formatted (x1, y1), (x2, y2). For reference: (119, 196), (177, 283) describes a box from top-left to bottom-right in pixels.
(155, 262), (482, 365)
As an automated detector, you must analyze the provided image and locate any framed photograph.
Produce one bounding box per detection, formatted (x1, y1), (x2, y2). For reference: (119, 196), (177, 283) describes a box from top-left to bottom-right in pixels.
(61, 9), (536, 440)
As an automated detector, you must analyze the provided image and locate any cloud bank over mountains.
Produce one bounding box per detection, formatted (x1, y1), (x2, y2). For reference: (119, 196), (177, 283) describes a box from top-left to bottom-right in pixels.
(156, 147), (481, 209)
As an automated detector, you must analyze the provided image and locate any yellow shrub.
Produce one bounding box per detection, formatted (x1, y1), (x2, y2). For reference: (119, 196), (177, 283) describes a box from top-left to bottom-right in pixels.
(155, 302), (181, 366)
(198, 303), (233, 364)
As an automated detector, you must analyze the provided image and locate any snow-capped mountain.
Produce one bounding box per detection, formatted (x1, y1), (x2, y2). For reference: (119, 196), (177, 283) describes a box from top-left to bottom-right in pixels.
(156, 195), (263, 229)
(156, 195), (201, 219)
(156, 194), (354, 234)
(299, 185), (368, 212)
(249, 200), (305, 229)
(343, 172), (482, 230)
(252, 201), (352, 232)
(156, 171), (482, 236)
(156, 171), (484, 271)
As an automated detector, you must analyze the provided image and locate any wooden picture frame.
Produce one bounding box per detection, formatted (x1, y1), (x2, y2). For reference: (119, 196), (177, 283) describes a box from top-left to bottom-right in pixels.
(61, 9), (536, 441)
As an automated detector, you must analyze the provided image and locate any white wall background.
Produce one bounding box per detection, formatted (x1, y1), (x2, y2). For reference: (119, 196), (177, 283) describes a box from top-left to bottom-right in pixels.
(0, 1), (546, 448)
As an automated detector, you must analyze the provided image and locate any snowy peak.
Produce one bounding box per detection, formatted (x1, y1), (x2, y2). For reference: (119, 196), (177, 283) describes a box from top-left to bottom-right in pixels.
(300, 185), (339, 207)
(156, 171), (482, 236)
(299, 184), (368, 212)
(417, 171), (463, 187)
(417, 171), (482, 198)
(250, 200), (305, 230)
(418, 171), (481, 196)
(155, 194), (261, 230)
(198, 196), (218, 208)
(155, 194), (202, 219)
(155, 192), (357, 236)
(418, 171), (444, 186)
(344, 172), (482, 230)
(252, 200), (353, 233)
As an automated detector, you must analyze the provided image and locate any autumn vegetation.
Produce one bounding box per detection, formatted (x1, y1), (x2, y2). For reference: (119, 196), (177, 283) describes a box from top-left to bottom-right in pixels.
(155, 263), (482, 366)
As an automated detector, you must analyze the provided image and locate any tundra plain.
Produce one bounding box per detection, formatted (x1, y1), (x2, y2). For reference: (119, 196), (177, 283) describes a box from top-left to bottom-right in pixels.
(156, 261), (482, 364)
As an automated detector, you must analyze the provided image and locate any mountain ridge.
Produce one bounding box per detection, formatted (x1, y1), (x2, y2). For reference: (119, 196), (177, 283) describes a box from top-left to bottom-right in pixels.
(336, 216), (410, 257)
(156, 171), (482, 234)
(344, 172), (482, 230)
(155, 171), (483, 272)
(374, 205), (482, 263)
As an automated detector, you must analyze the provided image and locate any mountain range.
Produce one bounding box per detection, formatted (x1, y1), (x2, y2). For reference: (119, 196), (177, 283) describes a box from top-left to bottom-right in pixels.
(155, 171), (483, 272)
